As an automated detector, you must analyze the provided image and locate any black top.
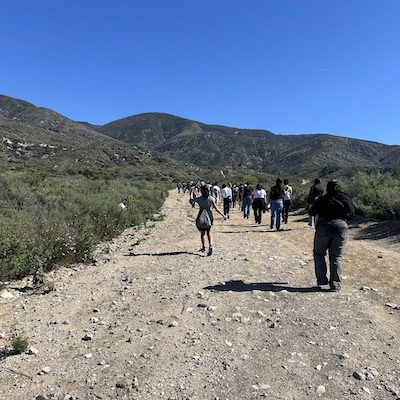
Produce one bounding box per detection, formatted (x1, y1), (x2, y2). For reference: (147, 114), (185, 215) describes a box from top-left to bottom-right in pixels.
(243, 186), (252, 197)
(307, 183), (324, 204)
(309, 192), (355, 221)
(269, 184), (283, 200)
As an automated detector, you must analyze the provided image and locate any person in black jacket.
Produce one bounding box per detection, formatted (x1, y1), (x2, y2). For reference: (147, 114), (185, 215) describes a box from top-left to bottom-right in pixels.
(309, 180), (355, 292)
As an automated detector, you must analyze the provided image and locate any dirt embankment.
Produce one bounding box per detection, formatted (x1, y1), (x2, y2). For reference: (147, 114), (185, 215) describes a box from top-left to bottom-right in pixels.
(1, 190), (399, 400)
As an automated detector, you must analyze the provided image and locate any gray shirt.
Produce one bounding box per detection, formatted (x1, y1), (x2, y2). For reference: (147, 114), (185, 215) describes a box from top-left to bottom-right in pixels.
(194, 196), (215, 210)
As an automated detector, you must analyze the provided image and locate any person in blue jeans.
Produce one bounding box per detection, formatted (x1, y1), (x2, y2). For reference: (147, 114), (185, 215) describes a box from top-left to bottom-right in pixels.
(241, 183), (253, 219)
(268, 178), (284, 230)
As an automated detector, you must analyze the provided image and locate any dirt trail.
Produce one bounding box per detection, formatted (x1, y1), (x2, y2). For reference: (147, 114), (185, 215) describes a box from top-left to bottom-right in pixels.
(0, 190), (399, 400)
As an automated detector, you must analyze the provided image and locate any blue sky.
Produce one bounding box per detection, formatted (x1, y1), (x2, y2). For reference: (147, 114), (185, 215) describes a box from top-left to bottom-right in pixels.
(2, 0), (399, 145)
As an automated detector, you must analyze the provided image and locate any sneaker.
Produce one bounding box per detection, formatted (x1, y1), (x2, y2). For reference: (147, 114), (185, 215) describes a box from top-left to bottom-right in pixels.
(207, 247), (213, 256)
(199, 247), (206, 253)
(329, 284), (341, 292)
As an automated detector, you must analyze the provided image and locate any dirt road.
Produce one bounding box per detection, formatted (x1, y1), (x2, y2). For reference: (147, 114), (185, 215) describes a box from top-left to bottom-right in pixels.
(1, 190), (399, 399)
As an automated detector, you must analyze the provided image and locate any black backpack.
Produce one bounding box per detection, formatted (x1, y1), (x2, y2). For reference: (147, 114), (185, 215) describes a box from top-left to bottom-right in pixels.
(196, 209), (212, 230)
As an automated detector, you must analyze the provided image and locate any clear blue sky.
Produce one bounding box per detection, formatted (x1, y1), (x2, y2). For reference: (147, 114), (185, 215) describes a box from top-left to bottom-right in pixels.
(2, 0), (399, 145)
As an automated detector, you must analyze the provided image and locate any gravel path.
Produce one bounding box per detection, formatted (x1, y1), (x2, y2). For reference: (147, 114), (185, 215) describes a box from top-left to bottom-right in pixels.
(1, 190), (399, 400)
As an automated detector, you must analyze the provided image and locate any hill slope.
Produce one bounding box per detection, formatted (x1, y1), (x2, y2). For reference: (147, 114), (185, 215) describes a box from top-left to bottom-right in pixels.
(0, 95), (194, 178)
(93, 112), (400, 177)
(2, 94), (400, 178)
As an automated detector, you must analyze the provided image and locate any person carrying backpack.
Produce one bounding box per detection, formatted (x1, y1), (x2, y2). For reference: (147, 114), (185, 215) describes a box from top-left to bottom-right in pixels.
(190, 185), (226, 256)
(282, 179), (293, 224)
(309, 180), (355, 292)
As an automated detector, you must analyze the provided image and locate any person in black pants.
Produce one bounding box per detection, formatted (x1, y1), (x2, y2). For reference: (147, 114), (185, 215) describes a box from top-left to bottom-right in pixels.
(309, 180), (355, 291)
(282, 179), (293, 224)
(251, 183), (267, 224)
(221, 184), (232, 219)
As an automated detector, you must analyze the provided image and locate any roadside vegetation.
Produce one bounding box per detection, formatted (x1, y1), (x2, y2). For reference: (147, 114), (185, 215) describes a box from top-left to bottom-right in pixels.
(0, 169), (173, 281)
(289, 172), (400, 220)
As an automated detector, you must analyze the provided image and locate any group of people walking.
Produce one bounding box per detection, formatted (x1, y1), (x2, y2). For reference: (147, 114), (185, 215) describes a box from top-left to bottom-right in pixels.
(184, 176), (355, 293)
(183, 179), (294, 229)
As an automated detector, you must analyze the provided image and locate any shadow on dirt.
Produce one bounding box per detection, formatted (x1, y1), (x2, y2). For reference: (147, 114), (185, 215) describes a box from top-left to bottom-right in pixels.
(0, 348), (19, 361)
(204, 279), (327, 293)
(127, 251), (198, 257)
(351, 220), (400, 243)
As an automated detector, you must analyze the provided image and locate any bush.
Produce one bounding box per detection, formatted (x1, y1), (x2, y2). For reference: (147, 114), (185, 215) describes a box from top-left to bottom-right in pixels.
(344, 172), (400, 219)
(0, 170), (171, 281)
(11, 334), (29, 353)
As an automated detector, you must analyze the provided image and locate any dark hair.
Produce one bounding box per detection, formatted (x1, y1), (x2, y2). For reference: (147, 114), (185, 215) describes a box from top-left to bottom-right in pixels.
(201, 186), (209, 197)
(314, 178), (321, 184)
(327, 180), (341, 194)
(283, 179), (289, 185)
(256, 183), (263, 190)
(276, 178), (282, 185)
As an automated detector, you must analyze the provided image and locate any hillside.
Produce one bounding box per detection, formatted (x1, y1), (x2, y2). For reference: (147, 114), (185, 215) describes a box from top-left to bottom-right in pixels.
(1, 94), (400, 179)
(0, 95), (196, 178)
(92, 112), (400, 177)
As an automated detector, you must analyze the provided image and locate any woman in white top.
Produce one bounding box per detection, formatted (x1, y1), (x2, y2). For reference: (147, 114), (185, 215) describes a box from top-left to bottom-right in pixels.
(251, 183), (267, 224)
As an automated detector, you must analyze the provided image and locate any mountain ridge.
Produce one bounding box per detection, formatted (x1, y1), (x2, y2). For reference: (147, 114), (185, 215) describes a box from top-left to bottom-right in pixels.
(1, 94), (399, 178)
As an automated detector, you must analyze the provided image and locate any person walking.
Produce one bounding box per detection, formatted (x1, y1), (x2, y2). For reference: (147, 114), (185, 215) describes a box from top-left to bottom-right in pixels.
(221, 184), (232, 219)
(268, 178), (284, 230)
(251, 183), (267, 224)
(242, 183), (253, 219)
(191, 185), (226, 256)
(309, 180), (355, 291)
(307, 178), (324, 226)
(282, 179), (293, 224)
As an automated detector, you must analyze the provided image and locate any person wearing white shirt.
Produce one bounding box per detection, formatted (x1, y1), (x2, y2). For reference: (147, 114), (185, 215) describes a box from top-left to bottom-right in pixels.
(221, 184), (233, 218)
(211, 183), (221, 203)
(252, 183), (267, 224)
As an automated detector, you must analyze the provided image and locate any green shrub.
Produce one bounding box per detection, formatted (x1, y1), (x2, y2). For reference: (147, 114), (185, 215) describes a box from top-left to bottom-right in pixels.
(0, 170), (171, 281)
(11, 334), (29, 353)
(344, 172), (400, 219)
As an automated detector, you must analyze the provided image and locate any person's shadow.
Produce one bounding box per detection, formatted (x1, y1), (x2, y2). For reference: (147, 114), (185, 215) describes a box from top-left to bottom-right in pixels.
(204, 279), (325, 293)
(127, 250), (198, 257)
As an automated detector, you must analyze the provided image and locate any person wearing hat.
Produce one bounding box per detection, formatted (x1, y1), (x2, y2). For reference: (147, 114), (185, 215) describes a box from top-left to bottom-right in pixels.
(309, 180), (355, 291)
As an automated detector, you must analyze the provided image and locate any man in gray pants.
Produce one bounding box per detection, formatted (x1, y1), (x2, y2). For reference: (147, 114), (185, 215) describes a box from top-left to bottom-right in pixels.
(309, 180), (355, 292)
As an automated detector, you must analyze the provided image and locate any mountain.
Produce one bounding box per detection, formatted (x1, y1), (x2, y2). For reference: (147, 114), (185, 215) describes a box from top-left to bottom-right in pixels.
(0, 95), (193, 179)
(92, 112), (400, 177)
(1, 94), (399, 179)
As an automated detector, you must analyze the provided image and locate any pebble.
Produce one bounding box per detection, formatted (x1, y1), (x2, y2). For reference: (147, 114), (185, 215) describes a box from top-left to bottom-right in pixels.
(40, 366), (51, 375)
(353, 367), (379, 380)
(316, 385), (325, 394)
(82, 333), (93, 341)
(29, 346), (39, 355)
(0, 289), (14, 299)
